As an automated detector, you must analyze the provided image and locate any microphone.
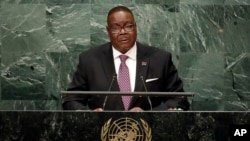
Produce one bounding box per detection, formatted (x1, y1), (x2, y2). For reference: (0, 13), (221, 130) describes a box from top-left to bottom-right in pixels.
(102, 74), (117, 109)
(140, 75), (152, 111)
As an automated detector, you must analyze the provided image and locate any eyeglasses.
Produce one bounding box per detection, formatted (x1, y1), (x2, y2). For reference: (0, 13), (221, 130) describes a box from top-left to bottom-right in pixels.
(109, 24), (135, 34)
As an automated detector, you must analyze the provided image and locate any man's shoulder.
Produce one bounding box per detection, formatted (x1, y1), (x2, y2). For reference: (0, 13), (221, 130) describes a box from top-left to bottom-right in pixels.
(137, 42), (171, 56)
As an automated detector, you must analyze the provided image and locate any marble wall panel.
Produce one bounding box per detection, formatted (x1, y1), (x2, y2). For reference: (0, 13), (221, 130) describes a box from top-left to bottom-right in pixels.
(224, 53), (250, 110)
(90, 4), (112, 46)
(179, 53), (225, 110)
(91, 0), (179, 4)
(45, 4), (91, 103)
(179, 4), (224, 52)
(0, 0), (90, 4)
(224, 5), (250, 52)
(135, 4), (179, 52)
(0, 100), (59, 110)
(225, 0), (250, 5)
(180, 0), (225, 5)
(1, 4), (47, 100)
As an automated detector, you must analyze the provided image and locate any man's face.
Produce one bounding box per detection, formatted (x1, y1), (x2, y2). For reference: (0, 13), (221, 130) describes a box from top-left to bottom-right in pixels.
(107, 11), (137, 54)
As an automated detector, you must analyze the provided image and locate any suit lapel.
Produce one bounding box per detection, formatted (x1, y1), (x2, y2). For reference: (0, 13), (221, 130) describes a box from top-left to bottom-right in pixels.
(134, 42), (149, 91)
(129, 42), (149, 108)
(100, 43), (120, 91)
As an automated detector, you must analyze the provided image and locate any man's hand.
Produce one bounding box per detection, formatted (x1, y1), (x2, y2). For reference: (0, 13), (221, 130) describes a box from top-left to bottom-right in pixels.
(93, 108), (104, 112)
(168, 108), (183, 111)
(93, 107), (145, 112)
(129, 107), (144, 112)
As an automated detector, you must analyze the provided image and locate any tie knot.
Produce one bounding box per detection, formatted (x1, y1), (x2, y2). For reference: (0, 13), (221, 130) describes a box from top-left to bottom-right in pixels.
(119, 55), (128, 63)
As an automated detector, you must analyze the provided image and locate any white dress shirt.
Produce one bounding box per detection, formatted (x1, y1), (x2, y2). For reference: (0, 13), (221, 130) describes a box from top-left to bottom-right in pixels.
(112, 44), (137, 92)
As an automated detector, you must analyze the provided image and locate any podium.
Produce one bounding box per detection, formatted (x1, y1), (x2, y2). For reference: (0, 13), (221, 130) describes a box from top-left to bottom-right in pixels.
(1, 92), (248, 140)
(0, 111), (250, 140)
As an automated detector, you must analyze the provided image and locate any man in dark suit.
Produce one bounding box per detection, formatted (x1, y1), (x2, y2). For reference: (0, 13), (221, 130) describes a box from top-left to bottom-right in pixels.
(62, 5), (190, 111)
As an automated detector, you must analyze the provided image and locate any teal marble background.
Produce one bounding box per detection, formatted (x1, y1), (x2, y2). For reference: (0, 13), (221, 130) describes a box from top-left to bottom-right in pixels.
(0, 0), (249, 110)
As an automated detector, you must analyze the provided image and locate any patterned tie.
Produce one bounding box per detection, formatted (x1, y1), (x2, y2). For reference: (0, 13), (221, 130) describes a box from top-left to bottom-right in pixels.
(118, 55), (132, 110)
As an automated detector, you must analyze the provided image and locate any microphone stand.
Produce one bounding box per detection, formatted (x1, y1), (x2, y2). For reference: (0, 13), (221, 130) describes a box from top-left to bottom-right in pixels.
(102, 74), (117, 110)
(140, 76), (153, 111)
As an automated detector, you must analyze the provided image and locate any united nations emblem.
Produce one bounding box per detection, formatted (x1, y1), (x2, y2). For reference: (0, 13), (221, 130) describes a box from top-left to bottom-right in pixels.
(101, 117), (152, 141)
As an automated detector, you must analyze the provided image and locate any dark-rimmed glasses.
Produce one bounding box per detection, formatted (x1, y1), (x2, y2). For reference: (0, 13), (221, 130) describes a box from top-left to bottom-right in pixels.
(108, 24), (135, 34)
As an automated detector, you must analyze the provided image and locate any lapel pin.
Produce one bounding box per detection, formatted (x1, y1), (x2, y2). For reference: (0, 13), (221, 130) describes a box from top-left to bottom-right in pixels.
(141, 61), (147, 66)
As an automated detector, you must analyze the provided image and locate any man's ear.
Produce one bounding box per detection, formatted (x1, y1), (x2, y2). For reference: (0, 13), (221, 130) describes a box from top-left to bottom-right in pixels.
(106, 26), (110, 35)
(106, 26), (112, 40)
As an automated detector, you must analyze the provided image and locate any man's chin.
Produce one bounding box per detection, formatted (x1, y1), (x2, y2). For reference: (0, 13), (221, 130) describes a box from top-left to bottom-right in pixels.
(113, 43), (133, 53)
(117, 47), (131, 53)
(120, 43), (133, 48)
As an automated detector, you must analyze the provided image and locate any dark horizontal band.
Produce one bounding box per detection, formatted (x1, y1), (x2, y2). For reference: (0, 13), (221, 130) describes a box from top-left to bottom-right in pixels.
(61, 91), (194, 97)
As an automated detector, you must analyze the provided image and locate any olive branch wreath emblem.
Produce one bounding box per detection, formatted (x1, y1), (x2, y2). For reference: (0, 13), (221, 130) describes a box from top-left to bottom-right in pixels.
(101, 117), (152, 141)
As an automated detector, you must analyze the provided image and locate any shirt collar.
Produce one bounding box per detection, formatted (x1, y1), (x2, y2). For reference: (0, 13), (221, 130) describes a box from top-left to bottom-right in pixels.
(112, 43), (137, 60)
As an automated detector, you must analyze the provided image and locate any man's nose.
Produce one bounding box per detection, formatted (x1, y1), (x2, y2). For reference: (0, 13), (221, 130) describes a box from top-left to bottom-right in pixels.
(120, 27), (126, 34)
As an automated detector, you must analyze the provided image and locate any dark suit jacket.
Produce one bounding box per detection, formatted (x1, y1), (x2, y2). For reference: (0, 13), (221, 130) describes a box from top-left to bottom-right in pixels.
(62, 42), (190, 111)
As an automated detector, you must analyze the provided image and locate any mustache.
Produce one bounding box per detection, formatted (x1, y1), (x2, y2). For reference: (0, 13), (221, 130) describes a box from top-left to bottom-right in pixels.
(118, 35), (129, 41)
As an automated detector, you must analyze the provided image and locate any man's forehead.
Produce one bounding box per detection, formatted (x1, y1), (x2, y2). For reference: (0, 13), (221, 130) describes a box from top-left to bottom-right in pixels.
(108, 11), (134, 23)
(109, 11), (133, 18)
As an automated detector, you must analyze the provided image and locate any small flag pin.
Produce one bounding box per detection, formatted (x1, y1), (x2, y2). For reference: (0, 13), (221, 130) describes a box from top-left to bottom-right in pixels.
(141, 61), (147, 66)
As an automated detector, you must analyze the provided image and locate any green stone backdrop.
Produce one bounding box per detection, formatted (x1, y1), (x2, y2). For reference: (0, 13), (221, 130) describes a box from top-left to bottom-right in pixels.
(0, 0), (249, 110)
